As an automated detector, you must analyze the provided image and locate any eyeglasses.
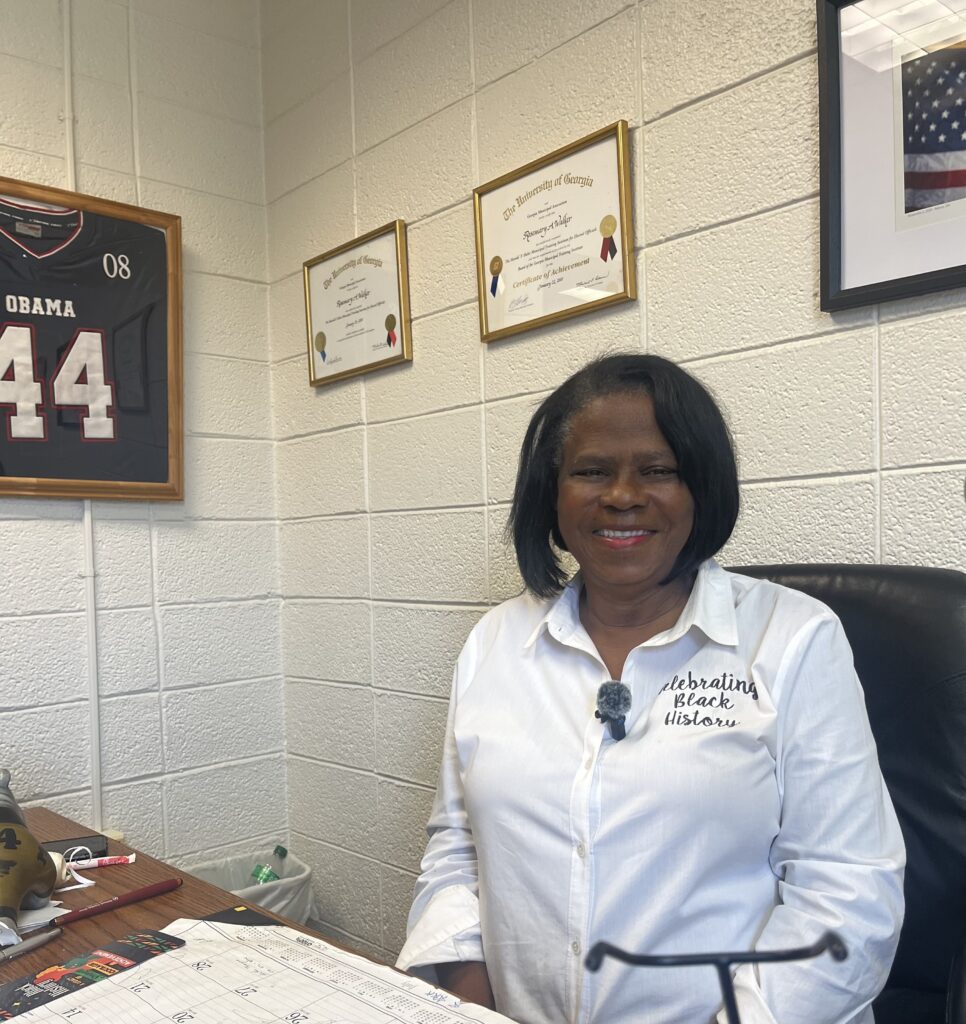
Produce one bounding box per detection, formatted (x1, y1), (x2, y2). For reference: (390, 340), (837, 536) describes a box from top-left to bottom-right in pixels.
(585, 930), (848, 1024)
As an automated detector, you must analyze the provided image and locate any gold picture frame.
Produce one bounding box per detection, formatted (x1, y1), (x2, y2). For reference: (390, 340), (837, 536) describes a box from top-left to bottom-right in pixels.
(303, 220), (413, 387)
(0, 176), (183, 501)
(473, 120), (636, 344)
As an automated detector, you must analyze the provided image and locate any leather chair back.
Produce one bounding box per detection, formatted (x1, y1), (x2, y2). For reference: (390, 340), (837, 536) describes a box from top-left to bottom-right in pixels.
(731, 564), (966, 1021)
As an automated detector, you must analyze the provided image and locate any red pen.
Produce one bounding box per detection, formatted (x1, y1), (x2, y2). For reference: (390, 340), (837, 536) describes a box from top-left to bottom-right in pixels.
(52, 877), (183, 926)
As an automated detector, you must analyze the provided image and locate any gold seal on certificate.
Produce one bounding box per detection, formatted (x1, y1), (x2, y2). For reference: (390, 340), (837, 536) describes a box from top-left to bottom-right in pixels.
(303, 220), (413, 386)
(473, 121), (636, 343)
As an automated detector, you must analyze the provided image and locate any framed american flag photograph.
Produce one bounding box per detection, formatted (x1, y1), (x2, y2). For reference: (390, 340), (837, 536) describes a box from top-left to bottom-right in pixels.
(818, 0), (966, 310)
(0, 177), (182, 500)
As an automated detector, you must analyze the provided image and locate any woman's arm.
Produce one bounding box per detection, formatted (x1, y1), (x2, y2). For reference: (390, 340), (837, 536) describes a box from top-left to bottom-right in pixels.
(720, 613), (905, 1024)
(436, 961), (496, 1009)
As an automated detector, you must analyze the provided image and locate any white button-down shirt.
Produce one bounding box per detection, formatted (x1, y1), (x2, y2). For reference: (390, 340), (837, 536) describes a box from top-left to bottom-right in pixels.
(397, 560), (905, 1024)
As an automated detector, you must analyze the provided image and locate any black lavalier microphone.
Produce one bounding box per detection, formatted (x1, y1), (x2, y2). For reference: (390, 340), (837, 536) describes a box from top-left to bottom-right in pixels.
(595, 681), (631, 741)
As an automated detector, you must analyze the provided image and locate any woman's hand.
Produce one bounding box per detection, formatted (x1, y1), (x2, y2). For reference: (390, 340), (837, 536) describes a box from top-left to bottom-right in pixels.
(436, 961), (496, 1009)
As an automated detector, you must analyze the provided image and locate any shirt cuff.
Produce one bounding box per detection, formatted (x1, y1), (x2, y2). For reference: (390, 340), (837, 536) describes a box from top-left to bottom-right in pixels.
(715, 965), (778, 1024)
(395, 884), (484, 982)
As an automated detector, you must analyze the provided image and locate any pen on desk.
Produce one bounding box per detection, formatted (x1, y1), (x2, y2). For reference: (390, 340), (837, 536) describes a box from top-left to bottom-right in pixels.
(52, 877), (183, 926)
(0, 927), (63, 963)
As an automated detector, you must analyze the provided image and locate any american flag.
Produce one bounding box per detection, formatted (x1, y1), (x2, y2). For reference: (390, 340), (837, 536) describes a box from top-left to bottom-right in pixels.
(902, 47), (966, 212)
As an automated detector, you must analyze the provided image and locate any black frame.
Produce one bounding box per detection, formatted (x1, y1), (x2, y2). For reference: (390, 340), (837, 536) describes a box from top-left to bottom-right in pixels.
(818, 0), (966, 310)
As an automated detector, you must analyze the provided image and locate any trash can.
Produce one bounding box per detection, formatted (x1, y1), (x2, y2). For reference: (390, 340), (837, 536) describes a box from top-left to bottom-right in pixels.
(189, 848), (316, 924)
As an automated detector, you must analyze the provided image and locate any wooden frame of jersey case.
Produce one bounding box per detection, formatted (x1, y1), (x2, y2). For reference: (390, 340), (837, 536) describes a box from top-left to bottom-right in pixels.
(0, 177), (183, 500)
(818, 0), (966, 310)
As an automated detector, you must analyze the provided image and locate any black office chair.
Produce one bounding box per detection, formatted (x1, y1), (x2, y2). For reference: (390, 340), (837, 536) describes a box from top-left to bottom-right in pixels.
(731, 564), (966, 1024)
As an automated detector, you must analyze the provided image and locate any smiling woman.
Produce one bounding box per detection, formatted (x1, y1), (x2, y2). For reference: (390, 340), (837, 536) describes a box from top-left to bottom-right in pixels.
(396, 354), (905, 1024)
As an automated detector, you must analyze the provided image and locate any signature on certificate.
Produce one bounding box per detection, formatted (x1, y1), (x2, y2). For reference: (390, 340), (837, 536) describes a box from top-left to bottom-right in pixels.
(508, 295), (533, 312)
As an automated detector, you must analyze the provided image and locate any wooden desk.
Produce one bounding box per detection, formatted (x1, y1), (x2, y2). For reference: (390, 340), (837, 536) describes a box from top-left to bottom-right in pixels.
(1, 808), (311, 981)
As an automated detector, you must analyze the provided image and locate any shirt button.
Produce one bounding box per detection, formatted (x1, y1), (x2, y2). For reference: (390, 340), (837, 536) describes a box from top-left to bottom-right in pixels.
(571, 940), (581, 955)
(576, 842), (586, 858)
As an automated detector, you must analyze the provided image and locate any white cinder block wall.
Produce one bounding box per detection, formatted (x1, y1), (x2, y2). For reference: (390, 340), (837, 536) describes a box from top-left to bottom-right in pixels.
(0, 1), (287, 867)
(264, 0), (965, 963)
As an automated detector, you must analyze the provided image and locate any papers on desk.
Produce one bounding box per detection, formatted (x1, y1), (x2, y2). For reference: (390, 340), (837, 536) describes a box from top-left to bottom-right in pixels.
(15, 904), (62, 935)
(13, 917), (515, 1023)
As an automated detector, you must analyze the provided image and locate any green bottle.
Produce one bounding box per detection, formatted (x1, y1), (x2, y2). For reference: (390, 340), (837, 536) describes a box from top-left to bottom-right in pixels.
(251, 844), (288, 885)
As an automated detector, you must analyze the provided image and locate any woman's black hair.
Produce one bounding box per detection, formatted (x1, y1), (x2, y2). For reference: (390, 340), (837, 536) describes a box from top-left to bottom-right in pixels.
(507, 353), (739, 598)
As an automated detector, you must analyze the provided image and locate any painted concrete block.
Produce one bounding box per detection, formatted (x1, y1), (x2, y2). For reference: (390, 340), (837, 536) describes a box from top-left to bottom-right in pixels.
(282, 600), (371, 683)
(484, 298), (640, 400)
(647, 201), (872, 360)
(374, 690), (448, 785)
(97, 608), (160, 696)
(271, 358), (364, 441)
(155, 521), (278, 604)
(268, 272), (308, 364)
(880, 310), (966, 468)
(644, 58), (818, 242)
(295, 834), (382, 947)
(133, 9), (260, 125)
(184, 355), (271, 439)
(354, 0), (471, 153)
(0, 146), (63, 187)
(131, 0), (260, 47)
(351, 0), (451, 62)
(0, 55), (64, 156)
(371, 604), (484, 697)
(368, 408), (483, 511)
(275, 429), (366, 519)
(288, 758), (378, 855)
(380, 862), (417, 954)
(366, 305), (480, 423)
(476, 10), (639, 184)
(486, 395), (543, 504)
(488, 505), (525, 604)
(375, 779), (434, 873)
(102, 778), (165, 855)
(266, 75), (352, 204)
(880, 287), (966, 323)
(1, 613), (87, 708)
(261, 0), (348, 122)
(164, 755), (287, 855)
(71, 0), (129, 84)
(267, 161), (354, 283)
(691, 330), (875, 480)
(75, 165), (137, 203)
(721, 477), (877, 566)
(642, 0), (816, 120)
(405, 205), (478, 320)
(92, 520), (152, 610)
(184, 273), (269, 362)
(100, 692), (163, 782)
(162, 678), (285, 771)
(474, 0), (632, 86)
(161, 600), (281, 687)
(356, 99), (473, 225)
(0, 520), (84, 616)
(139, 180), (267, 281)
(138, 95), (263, 204)
(73, 75), (134, 172)
(279, 516), (369, 599)
(0, 704), (91, 800)
(285, 680), (374, 768)
(370, 509), (486, 601)
(0, 0), (63, 66)
(881, 468), (966, 571)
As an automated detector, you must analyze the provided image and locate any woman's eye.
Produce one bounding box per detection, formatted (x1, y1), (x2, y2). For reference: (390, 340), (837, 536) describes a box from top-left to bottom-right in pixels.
(574, 468), (604, 478)
(642, 467), (677, 477)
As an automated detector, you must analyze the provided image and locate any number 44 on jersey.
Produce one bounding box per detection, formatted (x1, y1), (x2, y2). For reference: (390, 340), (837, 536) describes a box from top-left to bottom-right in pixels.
(0, 323), (116, 441)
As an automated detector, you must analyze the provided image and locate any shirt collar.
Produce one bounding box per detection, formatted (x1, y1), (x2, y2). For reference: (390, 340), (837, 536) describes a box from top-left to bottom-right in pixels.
(523, 558), (738, 651)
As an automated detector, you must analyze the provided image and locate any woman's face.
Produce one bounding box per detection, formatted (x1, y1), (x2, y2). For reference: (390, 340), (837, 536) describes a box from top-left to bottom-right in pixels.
(556, 392), (695, 600)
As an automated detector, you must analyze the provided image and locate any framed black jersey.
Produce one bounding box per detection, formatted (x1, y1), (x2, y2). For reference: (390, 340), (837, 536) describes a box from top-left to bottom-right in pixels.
(0, 176), (182, 500)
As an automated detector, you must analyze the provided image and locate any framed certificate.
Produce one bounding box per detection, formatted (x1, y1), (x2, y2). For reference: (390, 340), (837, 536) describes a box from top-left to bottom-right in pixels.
(0, 177), (183, 501)
(473, 120), (636, 343)
(303, 220), (413, 386)
(818, 0), (966, 310)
